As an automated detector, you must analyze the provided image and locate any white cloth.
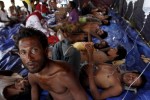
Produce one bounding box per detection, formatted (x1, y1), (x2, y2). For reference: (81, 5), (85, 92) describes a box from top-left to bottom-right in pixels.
(25, 15), (48, 34)
(8, 6), (18, 20)
(0, 10), (9, 22)
(0, 9), (10, 28)
(0, 73), (23, 100)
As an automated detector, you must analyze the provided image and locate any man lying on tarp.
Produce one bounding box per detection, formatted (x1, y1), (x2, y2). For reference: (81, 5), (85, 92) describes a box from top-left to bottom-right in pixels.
(0, 70), (31, 100)
(80, 43), (147, 100)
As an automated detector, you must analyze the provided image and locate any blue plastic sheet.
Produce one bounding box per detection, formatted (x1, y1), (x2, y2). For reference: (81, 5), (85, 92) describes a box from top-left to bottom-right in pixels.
(0, 24), (28, 76)
(0, 10), (150, 100)
(98, 10), (150, 100)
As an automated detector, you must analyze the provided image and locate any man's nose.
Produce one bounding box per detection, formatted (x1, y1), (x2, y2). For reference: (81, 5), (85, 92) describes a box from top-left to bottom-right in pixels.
(26, 52), (34, 60)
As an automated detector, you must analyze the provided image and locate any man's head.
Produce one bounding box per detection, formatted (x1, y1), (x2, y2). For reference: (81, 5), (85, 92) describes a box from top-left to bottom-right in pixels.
(68, 1), (76, 9)
(94, 41), (109, 49)
(14, 78), (29, 91)
(107, 45), (127, 61)
(101, 20), (110, 26)
(122, 71), (147, 88)
(0, 1), (4, 9)
(115, 45), (127, 60)
(14, 27), (49, 73)
(11, 0), (15, 5)
(101, 16), (111, 26)
(4, 78), (31, 100)
(97, 30), (108, 39)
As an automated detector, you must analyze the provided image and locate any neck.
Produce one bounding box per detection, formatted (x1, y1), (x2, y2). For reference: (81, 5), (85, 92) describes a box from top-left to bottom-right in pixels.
(108, 56), (115, 62)
(38, 59), (51, 75)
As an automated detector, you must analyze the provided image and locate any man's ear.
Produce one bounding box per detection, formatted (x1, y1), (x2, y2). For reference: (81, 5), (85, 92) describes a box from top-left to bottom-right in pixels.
(45, 47), (49, 55)
(45, 47), (51, 58)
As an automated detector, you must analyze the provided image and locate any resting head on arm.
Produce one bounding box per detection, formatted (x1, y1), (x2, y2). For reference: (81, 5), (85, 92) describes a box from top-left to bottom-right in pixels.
(0, 71), (30, 100)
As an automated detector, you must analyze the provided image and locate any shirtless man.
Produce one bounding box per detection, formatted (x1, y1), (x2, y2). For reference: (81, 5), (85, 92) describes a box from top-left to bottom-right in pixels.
(81, 44), (146, 100)
(14, 27), (88, 100)
(79, 44), (127, 64)
(81, 22), (108, 42)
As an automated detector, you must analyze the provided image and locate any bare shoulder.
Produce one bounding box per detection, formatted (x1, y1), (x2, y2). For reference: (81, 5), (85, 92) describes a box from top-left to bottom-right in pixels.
(52, 60), (73, 72)
(52, 60), (76, 77)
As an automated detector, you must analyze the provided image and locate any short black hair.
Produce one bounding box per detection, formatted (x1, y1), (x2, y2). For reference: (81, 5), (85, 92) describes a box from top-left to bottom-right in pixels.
(94, 42), (109, 49)
(69, 1), (76, 9)
(14, 27), (48, 50)
(114, 45), (127, 60)
(106, 16), (112, 20)
(131, 71), (147, 89)
(10, 83), (31, 100)
(0, 1), (4, 6)
(99, 31), (108, 39)
(101, 20), (110, 26)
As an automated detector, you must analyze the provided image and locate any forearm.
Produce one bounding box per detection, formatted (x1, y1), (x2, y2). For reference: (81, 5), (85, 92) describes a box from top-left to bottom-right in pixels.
(85, 43), (101, 99)
(90, 32), (102, 41)
(88, 63), (101, 100)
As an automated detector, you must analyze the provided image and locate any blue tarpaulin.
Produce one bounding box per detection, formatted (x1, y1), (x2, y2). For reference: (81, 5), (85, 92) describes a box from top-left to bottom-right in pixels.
(0, 9), (150, 100)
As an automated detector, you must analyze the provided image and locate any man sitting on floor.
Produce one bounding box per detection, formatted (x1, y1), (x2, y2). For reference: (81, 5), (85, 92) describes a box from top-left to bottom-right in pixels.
(14, 27), (88, 100)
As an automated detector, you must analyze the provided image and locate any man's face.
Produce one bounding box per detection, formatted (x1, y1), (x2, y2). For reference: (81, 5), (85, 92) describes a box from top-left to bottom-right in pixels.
(67, 2), (71, 8)
(122, 72), (142, 87)
(96, 29), (104, 36)
(102, 20), (109, 25)
(11, 0), (15, 4)
(15, 79), (29, 91)
(107, 48), (118, 58)
(18, 37), (46, 73)
(0, 2), (4, 8)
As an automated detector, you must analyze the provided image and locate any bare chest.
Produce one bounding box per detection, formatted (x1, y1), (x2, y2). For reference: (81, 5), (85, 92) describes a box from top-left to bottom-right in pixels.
(37, 75), (68, 94)
(94, 67), (120, 88)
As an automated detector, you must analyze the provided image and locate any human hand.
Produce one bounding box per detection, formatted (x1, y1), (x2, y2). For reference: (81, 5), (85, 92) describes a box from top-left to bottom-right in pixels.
(141, 55), (150, 63)
(84, 42), (94, 54)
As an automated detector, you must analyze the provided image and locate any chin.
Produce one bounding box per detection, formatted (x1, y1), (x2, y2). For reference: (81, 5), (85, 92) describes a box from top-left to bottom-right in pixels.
(29, 70), (39, 74)
(28, 68), (41, 74)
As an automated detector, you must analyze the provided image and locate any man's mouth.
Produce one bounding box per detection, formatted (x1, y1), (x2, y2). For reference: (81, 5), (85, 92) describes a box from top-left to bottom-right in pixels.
(26, 62), (37, 69)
